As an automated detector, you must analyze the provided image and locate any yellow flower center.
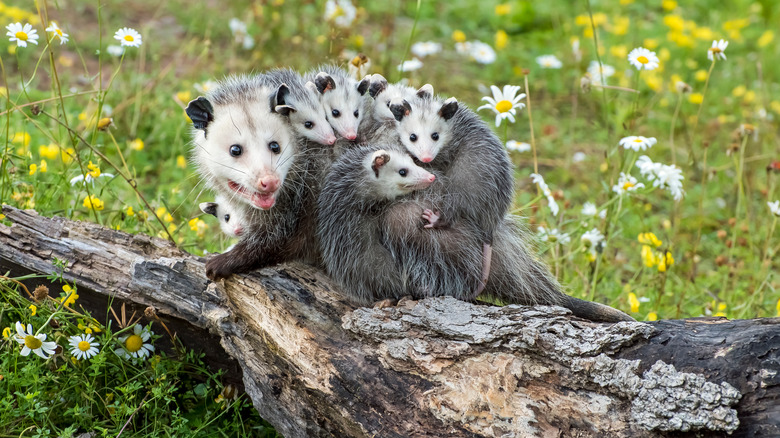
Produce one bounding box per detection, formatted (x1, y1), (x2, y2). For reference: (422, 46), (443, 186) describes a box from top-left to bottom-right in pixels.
(710, 47), (721, 53)
(16, 31), (28, 41)
(56, 29), (63, 36)
(637, 55), (649, 64)
(78, 340), (91, 352)
(495, 100), (513, 113)
(623, 182), (635, 190)
(125, 334), (143, 352)
(124, 35), (135, 42)
(25, 335), (42, 350)
(633, 138), (643, 143)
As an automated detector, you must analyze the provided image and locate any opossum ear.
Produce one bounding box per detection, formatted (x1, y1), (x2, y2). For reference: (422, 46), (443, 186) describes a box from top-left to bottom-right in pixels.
(357, 76), (370, 96)
(389, 99), (412, 122)
(371, 149), (391, 178)
(271, 84), (296, 116)
(199, 202), (218, 217)
(315, 72), (336, 94)
(438, 97), (458, 121)
(368, 74), (388, 98)
(186, 97), (214, 131)
(416, 84), (434, 99)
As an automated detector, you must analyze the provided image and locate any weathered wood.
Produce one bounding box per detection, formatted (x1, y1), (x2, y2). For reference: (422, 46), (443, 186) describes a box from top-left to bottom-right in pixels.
(1, 205), (778, 438)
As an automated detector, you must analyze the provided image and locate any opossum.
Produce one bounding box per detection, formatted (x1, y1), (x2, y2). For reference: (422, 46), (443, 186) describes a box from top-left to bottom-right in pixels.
(309, 65), (371, 141)
(199, 194), (249, 238)
(317, 144), (442, 304)
(186, 75), (321, 280)
(367, 73), (416, 125)
(260, 68), (338, 146)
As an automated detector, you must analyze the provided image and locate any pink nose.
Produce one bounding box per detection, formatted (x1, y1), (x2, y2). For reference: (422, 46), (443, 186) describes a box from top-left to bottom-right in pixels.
(234, 226), (243, 236)
(427, 174), (436, 182)
(326, 135), (337, 145)
(420, 156), (433, 163)
(345, 132), (357, 140)
(258, 175), (280, 192)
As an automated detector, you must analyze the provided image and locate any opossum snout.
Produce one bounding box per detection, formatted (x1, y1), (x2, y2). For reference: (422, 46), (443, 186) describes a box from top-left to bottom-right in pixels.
(257, 175), (280, 193)
(234, 226), (243, 237)
(426, 174), (436, 183)
(325, 134), (337, 145)
(344, 131), (357, 141)
(419, 155), (433, 163)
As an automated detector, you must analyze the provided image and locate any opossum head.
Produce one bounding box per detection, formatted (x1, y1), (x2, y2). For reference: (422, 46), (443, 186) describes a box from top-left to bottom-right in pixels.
(199, 194), (248, 238)
(315, 71), (370, 141)
(389, 89), (458, 163)
(368, 74), (416, 123)
(365, 149), (436, 200)
(187, 84), (297, 211)
(271, 82), (337, 146)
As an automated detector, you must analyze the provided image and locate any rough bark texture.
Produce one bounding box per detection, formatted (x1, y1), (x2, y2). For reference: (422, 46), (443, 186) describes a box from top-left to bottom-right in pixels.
(1, 206), (778, 438)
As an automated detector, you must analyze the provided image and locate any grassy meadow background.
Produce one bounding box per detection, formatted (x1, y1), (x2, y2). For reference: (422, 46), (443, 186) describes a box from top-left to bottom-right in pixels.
(1, 0), (779, 435)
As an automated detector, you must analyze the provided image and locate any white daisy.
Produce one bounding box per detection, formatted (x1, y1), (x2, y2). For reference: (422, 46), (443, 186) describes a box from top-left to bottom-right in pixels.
(619, 135), (657, 151)
(587, 61), (615, 85)
(469, 41), (497, 64)
(68, 333), (100, 360)
(228, 18), (247, 36)
(582, 202), (597, 217)
(324, 0), (357, 28)
(530, 173), (559, 216)
(114, 27), (142, 48)
(536, 54), (563, 69)
(14, 322), (57, 359)
(106, 45), (125, 56)
(627, 47), (660, 71)
(768, 200), (780, 217)
(636, 155), (685, 201)
(455, 41), (473, 55)
(572, 152), (587, 162)
(397, 58), (423, 72)
(538, 226), (571, 245)
(6, 22), (39, 48)
(114, 324), (155, 360)
(581, 228), (606, 259)
(45, 22), (69, 45)
(411, 41), (442, 58)
(571, 38), (582, 62)
(506, 140), (531, 152)
(477, 84), (526, 127)
(708, 39), (728, 61)
(612, 172), (645, 195)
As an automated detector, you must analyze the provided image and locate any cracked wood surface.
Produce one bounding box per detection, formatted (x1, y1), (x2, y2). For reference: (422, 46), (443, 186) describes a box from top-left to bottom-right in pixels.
(1, 206), (778, 437)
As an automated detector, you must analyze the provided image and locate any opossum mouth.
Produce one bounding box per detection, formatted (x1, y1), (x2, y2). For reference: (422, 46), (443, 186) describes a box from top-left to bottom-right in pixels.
(228, 180), (277, 210)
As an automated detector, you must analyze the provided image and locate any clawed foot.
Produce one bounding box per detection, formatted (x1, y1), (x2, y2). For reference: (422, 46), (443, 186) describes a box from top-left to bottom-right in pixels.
(205, 254), (234, 281)
(373, 298), (397, 309)
(422, 209), (441, 229)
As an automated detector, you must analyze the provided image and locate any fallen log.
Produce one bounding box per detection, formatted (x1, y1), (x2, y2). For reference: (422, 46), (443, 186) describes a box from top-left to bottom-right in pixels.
(1, 205), (778, 438)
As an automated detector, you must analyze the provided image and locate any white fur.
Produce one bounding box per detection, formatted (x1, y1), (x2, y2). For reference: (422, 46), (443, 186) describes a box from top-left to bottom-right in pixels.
(212, 194), (250, 238)
(366, 149), (435, 200)
(392, 98), (453, 163)
(372, 83), (416, 123)
(316, 71), (367, 140)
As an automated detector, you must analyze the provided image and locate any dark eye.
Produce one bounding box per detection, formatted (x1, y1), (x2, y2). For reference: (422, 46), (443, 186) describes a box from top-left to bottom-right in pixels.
(229, 144), (242, 157)
(431, 132), (439, 141)
(268, 141), (281, 154)
(399, 168), (408, 177)
(304, 121), (314, 129)
(353, 110), (359, 118)
(224, 214), (230, 223)
(332, 109), (341, 118)
(409, 134), (417, 142)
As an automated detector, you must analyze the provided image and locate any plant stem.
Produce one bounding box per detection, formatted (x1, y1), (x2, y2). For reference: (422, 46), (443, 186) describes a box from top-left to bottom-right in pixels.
(524, 73), (538, 174)
(669, 92), (683, 165)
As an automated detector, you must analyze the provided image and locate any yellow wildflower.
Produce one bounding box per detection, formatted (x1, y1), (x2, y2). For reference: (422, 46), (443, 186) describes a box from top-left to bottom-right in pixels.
(657, 251), (674, 272)
(2, 327), (11, 339)
(125, 206), (135, 217)
(692, 26), (714, 41)
(658, 48), (670, 62)
(129, 138), (144, 151)
(0, 213), (5, 220)
(668, 32), (694, 48)
(176, 155), (187, 169)
(663, 15), (684, 32)
(610, 45), (627, 59)
(628, 292), (640, 313)
(39, 161), (47, 173)
(638, 232), (662, 247)
(610, 16), (630, 36)
(732, 85), (746, 97)
(694, 70), (708, 82)
(495, 30), (508, 50)
(12, 131), (31, 147)
(619, 0), (634, 4)
(689, 93), (704, 104)
(713, 302), (727, 317)
(189, 217), (208, 238)
(776, 298), (780, 317)
(661, 0), (677, 10)
(62, 285), (79, 307)
(643, 73), (663, 92)
(743, 90), (755, 104)
(495, 3), (510, 15)
(29, 163), (37, 175)
(82, 195), (105, 211)
(29, 304), (37, 316)
(39, 144), (59, 160)
(86, 161), (101, 179)
(758, 30), (774, 48)
(641, 245), (657, 267)
(176, 91), (192, 103)
(78, 112), (87, 121)
(646, 312), (658, 321)
(452, 30), (466, 43)
(61, 147), (75, 164)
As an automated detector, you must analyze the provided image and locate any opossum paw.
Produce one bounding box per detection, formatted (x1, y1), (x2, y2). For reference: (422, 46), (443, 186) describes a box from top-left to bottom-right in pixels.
(205, 254), (234, 281)
(373, 298), (397, 309)
(422, 209), (441, 229)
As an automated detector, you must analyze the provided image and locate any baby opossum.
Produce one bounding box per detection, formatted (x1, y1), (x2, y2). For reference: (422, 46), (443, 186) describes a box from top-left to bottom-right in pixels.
(366, 74), (416, 126)
(186, 75), (320, 280)
(309, 65), (371, 141)
(260, 68), (338, 146)
(199, 194), (249, 238)
(317, 144), (441, 304)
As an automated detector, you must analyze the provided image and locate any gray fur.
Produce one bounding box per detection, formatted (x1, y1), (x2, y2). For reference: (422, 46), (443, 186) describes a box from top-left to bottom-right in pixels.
(306, 65), (369, 142)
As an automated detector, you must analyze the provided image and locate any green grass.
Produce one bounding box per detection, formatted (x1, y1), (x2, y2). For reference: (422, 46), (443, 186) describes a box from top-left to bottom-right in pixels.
(1, 0), (779, 435)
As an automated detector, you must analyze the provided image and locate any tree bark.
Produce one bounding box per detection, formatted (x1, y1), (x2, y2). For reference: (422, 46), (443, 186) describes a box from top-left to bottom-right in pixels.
(1, 206), (777, 438)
